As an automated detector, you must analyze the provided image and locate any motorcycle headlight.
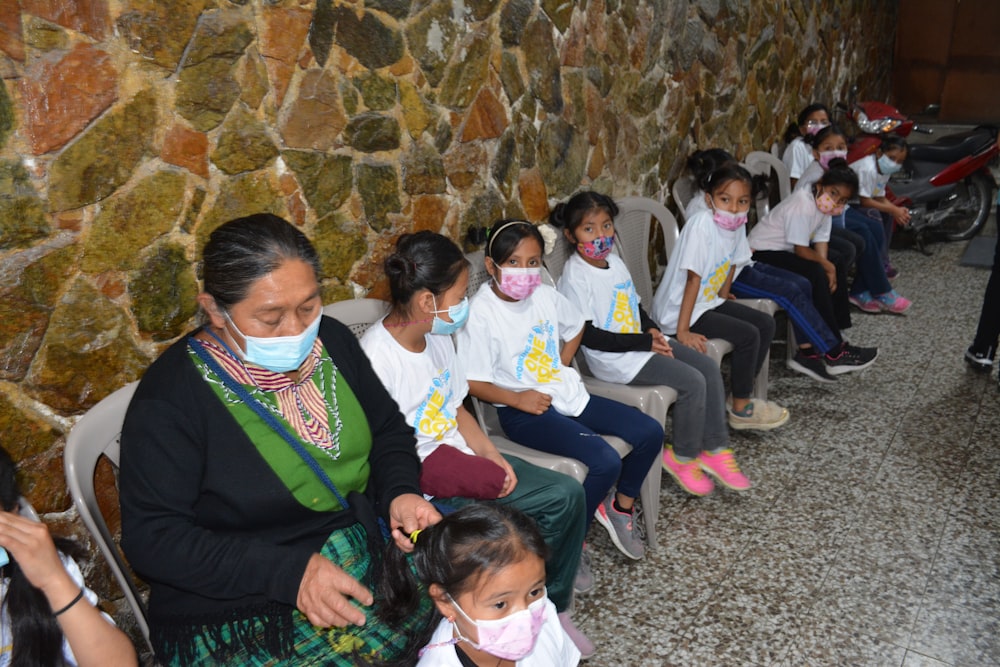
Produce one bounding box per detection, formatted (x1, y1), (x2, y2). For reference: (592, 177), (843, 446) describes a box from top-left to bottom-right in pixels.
(856, 111), (902, 134)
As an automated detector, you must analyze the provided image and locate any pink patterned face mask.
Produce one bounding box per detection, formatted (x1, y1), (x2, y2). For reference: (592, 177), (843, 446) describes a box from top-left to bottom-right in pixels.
(712, 208), (748, 231)
(815, 191), (844, 216)
(494, 267), (542, 300)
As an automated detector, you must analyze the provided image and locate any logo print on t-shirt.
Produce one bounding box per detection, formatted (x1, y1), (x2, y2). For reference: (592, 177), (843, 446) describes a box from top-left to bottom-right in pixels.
(515, 320), (561, 384)
(701, 258), (731, 301)
(603, 280), (639, 333)
(414, 369), (457, 441)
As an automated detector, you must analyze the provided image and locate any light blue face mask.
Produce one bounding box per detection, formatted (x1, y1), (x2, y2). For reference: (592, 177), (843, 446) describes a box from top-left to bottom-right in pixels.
(430, 296), (469, 335)
(225, 310), (322, 372)
(878, 153), (903, 175)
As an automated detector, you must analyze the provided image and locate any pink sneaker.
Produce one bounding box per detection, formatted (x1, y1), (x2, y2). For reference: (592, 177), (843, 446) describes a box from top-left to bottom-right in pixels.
(849, 291), (883, 313)
(875, 289), (911, 314)
(697, 449), (751, 491)
(558, 611), (595, 659)
(662, 448), (714, 496)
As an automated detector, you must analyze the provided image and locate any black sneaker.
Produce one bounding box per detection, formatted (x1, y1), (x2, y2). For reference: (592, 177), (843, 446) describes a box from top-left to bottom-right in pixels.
(965, 347), (994, 372)
(787, 350), (837, 383)
(825, 343), (878, 375)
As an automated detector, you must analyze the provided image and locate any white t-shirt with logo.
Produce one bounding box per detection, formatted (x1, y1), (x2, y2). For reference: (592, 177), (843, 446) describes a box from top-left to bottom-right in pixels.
(360, 320), (473, 461)
(850, 153), (890, 198)
(782, 136), (814, 179)
(557, 253), (654, 384)
(457, 283), (590, 417)
(652, 210), (752, 333)
(747, 186), (832, 252)
(685, 189), (710, 221)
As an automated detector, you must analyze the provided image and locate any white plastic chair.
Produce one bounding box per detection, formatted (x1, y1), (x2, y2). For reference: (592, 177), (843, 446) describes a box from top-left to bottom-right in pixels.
(613, 196), (779, 399)
(465, 251), (668, 546)
(63, 381), (152, 653)
(671, 174), (699, 223)
(744, 151), (792, 220)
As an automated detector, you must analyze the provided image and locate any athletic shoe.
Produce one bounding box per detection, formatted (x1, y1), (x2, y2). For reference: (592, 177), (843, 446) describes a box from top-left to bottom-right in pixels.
(697, 449), (752, 491)
(965, 347), (994, 372)
(728, 399), (790, 431)
(557, 611), (595, 659)
(787, 350), (837, 383)
(849, 291), (884, 313)
(825, 342), (878, 375)
(573, 544), (594, 595)
(661, 448), (714, 496)
(874, 289), (912, 314)
(594, 492), (644, 560)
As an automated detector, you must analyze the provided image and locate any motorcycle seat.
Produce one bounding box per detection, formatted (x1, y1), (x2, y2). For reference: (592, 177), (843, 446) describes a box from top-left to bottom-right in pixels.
(908, 128), (994, 164)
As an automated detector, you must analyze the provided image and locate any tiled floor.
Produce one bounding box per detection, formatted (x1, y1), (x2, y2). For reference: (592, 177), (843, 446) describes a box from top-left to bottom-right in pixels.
(573, 237), (1000, 666)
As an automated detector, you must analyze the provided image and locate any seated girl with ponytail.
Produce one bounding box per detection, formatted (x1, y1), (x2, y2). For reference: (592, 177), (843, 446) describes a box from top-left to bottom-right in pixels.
(378, 503), (580, 667)
(0, 446), (137, 667)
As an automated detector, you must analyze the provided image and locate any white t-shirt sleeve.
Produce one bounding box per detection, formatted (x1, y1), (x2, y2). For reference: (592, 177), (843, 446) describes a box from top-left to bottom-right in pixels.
(783, 137), (814, 179)
(552, 288), (585, 341)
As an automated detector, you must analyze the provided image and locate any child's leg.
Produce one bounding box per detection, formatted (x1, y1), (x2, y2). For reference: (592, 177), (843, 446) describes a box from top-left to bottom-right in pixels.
(495, 456), (587, 613)
(845, 216), (892, 296)
(687, 303), (773, 400)
(824, 241), (854, 330)
(753, 251), (840, 335)
(733, 263), (841, 355)
(572, 395), (663, 504)
(496, 406), (621, 520)
(630, 351), (729, 457)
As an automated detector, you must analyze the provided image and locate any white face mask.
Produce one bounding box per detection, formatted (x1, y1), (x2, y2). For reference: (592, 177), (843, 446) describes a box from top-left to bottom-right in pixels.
(225, 310), (321, 372)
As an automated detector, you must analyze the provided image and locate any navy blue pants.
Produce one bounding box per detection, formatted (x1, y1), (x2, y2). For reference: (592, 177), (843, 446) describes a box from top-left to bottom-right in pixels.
(498, 395), (663, 521)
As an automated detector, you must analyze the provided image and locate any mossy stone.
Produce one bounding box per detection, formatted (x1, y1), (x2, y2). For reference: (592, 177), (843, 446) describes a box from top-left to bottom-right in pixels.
(354, 72), (397, 111)
(459, 189), (504, 245)
(500, 50), (525, 104)
(399, 80), (434, 138)
(356, 163), (400, 232)
(330, 6), (404, 70)
(401, 141), (446, 195)
(281, 151), (353, 218)
(0, 79), (13, 151)
(176, 58), (242, 132)
(522, 14), (562, 113)
(500, 0), (533, 46)
(115, 0), (210, 70)
(130, 243), (198, 341)
(541, 0), (573, 32)
(313, 214), (369, 281)
(83, 170), (187, 273)
(197, 172), (286, 249)
(0, 293), (50, 382)
(344, 113), (401, 153)
(48, 90), (156, 211)
(438, 27), (492, 108)
(406, 1), (462, 88)
(536, 118), (588, 198)
(0, 392), (57, 461)
(211, 105), (279, 175)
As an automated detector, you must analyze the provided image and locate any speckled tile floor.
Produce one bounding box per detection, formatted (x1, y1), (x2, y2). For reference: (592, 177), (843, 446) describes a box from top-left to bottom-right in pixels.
(572, 237), (1000, 667)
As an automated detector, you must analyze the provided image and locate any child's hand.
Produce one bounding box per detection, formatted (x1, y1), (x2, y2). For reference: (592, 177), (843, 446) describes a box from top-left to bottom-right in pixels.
(648, 329), (673, 357)
(515, 390), (552, 415)
(676, 330), (707, 354)
(488, 454), (519, 498)
(892, 205), (911, 226)
(822, 261), (837, 292)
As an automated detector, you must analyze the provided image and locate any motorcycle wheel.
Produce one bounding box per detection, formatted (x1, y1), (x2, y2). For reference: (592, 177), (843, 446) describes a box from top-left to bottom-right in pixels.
(936, 172), (994, 242)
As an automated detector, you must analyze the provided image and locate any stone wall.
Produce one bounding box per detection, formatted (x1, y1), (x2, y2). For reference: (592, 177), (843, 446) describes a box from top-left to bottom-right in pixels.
(0, 0), (897, 637)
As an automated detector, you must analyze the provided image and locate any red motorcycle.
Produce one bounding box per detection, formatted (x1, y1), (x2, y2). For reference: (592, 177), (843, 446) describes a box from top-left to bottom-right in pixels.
(838, 89), (998, 244)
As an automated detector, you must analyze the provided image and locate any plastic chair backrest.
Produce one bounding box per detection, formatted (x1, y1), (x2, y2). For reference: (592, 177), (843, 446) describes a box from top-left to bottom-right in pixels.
(63, 381), (151, 651)
(613, 196), (680, 306)
(744, 150), (792, 217)
(322, 299), (390, 336)
(671, 174), (698, 223)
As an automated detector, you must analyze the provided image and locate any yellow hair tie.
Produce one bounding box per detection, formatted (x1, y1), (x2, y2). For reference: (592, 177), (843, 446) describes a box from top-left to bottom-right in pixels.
(409, 529), (422, 544)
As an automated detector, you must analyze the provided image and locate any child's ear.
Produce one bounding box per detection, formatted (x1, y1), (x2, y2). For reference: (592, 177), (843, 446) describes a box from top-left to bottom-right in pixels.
(563, 228), (575, 244)
(703, 191), (713, 208)
(428, 583), (457, 621)
(416, 289), (436, 315)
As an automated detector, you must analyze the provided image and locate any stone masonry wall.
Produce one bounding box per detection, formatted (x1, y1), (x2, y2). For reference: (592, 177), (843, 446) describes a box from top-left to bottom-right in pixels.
(0, 0), (897, 639)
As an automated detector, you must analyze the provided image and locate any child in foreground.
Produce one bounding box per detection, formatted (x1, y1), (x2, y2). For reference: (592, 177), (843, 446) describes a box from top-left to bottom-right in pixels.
(379, 503), (580, 667)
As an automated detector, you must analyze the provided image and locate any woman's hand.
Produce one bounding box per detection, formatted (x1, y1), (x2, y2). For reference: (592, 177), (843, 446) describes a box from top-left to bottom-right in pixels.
(0, 511), (73, 597)
(514, 390), (552, 415)
(676, 330), (707, 354)
(388, 494), (442, 554)
(296, 554), (372, 627)
(648, 329), (674, 357)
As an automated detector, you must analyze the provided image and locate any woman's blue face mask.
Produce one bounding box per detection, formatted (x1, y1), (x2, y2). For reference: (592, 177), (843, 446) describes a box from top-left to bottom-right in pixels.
(226, 310), (321, 372)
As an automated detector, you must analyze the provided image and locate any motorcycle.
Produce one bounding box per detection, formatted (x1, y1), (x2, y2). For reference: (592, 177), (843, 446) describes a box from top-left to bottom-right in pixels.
(837, 88), (998, 247)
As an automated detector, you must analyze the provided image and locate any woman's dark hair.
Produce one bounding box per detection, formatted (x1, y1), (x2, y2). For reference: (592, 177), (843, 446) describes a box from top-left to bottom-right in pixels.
(806, 124), (848, 150)
(879, 134), (909, 155)
(483, 219), (545, 264)
(549, 191), (619, 243)
(384, 232), (468, 314)
(201, 213), (322, 310)
(783, 102), (831, 144)
(687, 148), (737, 186)
(0, 447), (77, 667)
(701, 164), (754, 198)
(816, 163), (860, 198)
(377, 503), (548, 666)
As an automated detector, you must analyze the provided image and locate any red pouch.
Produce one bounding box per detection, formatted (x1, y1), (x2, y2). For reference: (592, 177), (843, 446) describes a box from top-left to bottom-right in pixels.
(419, 445), (506, 499)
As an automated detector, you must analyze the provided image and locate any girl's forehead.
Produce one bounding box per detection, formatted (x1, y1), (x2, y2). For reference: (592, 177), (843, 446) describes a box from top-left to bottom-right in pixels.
(582, 209), (613, 225)
(509, 235), (542, 255)
(806, 109), (829, 122)
(818, 135), (847, 149)
(714, 178), (751, 197)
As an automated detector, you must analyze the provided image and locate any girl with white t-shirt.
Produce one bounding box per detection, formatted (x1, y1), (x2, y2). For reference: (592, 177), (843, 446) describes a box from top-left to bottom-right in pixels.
(848, 135), (911, 279)
(358, 231), (591, 656)
(748, 165), (879, 373)
(458, 220), (662, 562)
(551, 191), (753, 498)
(379, 503), (580, 667)
(782, 103), (832, 186)
(796, 127), (912, 314)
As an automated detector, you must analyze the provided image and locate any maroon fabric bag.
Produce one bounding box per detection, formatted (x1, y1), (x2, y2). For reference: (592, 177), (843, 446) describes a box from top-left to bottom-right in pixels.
(419, 445), (506, 499)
